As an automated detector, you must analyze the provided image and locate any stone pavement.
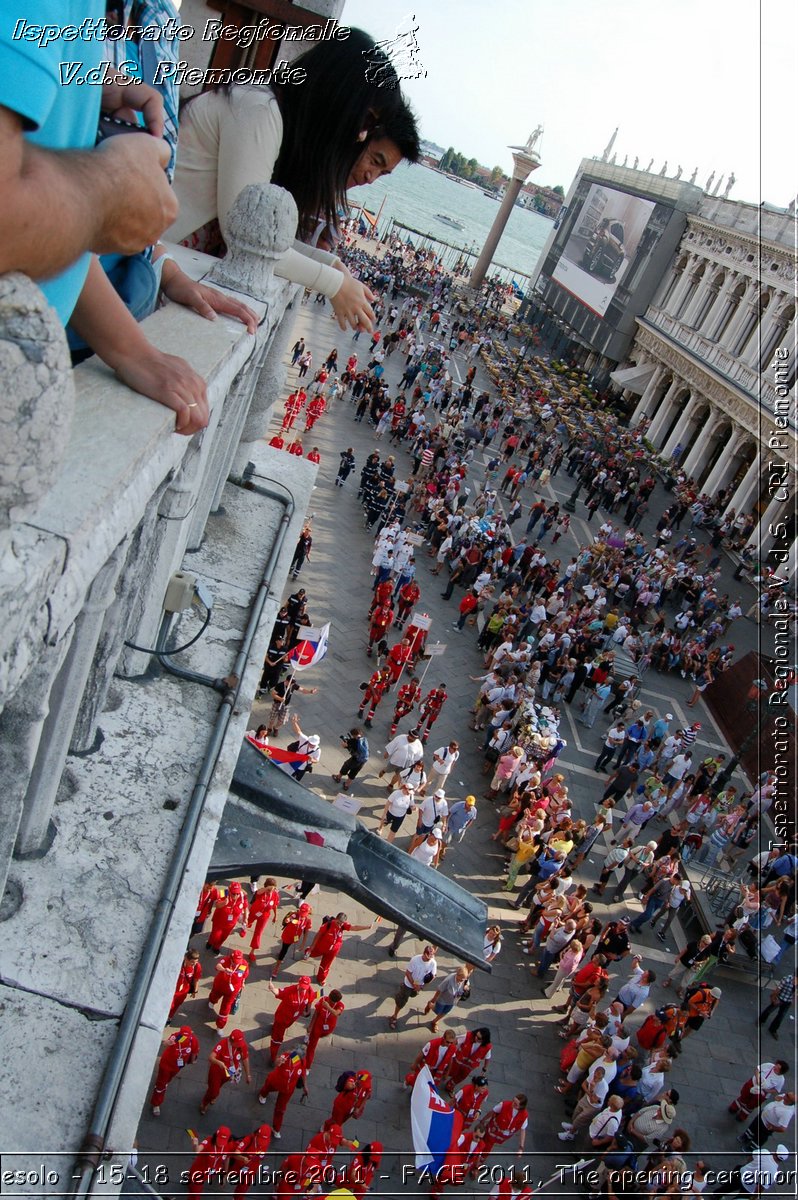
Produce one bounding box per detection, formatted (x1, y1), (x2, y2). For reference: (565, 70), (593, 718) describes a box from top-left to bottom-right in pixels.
(134, 292), (793, 1196)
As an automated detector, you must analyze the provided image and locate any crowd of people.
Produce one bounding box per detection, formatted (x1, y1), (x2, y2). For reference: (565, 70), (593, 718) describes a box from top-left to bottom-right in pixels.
(139, 232), (796, 1199)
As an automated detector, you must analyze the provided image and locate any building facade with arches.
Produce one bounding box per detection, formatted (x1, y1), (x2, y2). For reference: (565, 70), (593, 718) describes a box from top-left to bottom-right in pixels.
(624, 195), (797, 579)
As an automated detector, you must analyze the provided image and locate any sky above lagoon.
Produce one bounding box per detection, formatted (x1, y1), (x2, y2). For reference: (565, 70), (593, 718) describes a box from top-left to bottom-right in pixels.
(342, 0), (797, 208)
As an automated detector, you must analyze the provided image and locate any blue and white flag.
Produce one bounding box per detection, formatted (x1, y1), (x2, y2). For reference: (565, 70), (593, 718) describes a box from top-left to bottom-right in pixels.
(410, 1066), (462, 1175)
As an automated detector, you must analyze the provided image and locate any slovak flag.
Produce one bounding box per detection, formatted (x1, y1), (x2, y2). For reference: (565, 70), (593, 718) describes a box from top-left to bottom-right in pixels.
(286, 623), (330, 672)
(410, 1066), (463, 1175)
(245, 737), (310, 778)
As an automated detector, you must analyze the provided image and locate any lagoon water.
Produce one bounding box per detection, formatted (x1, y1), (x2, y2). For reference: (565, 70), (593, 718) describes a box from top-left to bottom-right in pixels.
(348, 161), (553, 281)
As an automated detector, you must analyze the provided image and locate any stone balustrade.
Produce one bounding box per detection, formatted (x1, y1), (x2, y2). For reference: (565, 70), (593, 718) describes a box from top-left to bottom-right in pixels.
(0, 184), (317, 1185)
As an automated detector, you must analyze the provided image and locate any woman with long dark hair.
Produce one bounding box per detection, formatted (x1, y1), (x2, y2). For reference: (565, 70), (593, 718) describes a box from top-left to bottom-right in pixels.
(168, 30), (419, 330)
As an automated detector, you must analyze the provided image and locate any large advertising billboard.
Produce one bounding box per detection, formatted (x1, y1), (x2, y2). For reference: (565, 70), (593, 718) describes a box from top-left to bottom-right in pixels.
(551, 183), (655, 317)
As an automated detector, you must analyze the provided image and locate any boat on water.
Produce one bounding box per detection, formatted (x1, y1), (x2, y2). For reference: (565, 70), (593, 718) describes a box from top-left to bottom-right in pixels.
(483, 190), (499, 199)
(435, 213), (465, 231)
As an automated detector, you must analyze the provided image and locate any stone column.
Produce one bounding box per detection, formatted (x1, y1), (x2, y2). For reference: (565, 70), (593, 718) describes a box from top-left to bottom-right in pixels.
(681, 267), (715, 327)
(661, 394), (701, 458)
(681, 413), (725, 480)
(470, 145), (541, 290)
(701, 271), (738, 339)
(700, 427), (748, 496)
(718, 281), (758, 352)
(646, 378), (684, 446)
(668, 253), (701, 315)
(630, 364), (666, 425)
(722, 453), (761, 520)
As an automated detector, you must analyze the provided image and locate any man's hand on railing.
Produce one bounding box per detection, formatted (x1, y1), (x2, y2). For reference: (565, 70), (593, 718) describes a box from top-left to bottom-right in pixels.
(330, 263), (376, 333)
(111, 346), (209, 436)
(95, 134), (178, 255)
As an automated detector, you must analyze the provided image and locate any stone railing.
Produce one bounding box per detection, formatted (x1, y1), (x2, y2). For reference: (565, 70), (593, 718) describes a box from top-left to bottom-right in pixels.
(0, 182), (300, 901)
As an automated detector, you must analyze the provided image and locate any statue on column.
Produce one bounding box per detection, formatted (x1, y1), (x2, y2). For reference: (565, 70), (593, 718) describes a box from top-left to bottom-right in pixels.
(713, 174), (724, 196)
(609, 152), (617, 164)
(675, 164), (683, 180)
(622, 154), (628, 167)
(689, 168), (698, 184)
(659, 161), (668, 176)
(523, 125), (544, 154)
(705, 170), (715, 191)
(633, 156), (639, 169)
(645, 158), (654, 172)
(723, 172), (736, 198)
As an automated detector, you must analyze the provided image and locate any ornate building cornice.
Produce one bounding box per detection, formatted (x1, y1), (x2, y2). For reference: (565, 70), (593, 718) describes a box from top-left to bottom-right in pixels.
(635, 320), (795, 457)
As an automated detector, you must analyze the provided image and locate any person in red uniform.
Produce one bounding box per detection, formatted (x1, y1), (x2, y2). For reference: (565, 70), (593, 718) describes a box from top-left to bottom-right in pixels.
(368, 577), (394, 615)
(281, 389), (306, 432)
(207, 881), (249, 953)
(268, 975), (316, 1062)
(306, 447), (321, 464)
(200, 1027), (251, 1115)
(390, 676), (421, 736)
(187, 1126), (232, 1199)
(418, 685), (448, 743)
(149, 1025), (199, 1115)
(304, 393), (326, 432)
(272, 902), (314, 977)
(304, 913), (373, 985)
(304, 990), (345, 1069)
(404, 1030), (458, 1088)
(227, 1124), (272, 1200)
(394, 579), (420, 629)
(208, 948), (250, 1030)
(338, 1142), (383, 1200)
(358, 666), (392, 726)
(430, 1124), (483, 1197)
(246, 877), (281, 961)
(301, 1121), (357, 1187)
(191, 881), (219, 937)
(286, 437), (304, 456)
(269, 433), (285, 450)
(452, 1075), (490, 1127)
(367, 601), (394, 656)
(274, 1153), (305, 1200)
(385, 636), (413, 684)
(258, 1047), (309, 1136)
(442, 1028), (493, 1091)
(346, 354), (358, 374)
(331, 1070), (373, 1124)
(479, 1093), (529, 1159)
(390, 397), (406, 432)
(168, 949), (201, 1022)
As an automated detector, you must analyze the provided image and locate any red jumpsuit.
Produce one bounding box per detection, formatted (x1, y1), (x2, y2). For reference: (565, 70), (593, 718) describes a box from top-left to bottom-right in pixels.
(201, 1029), (249, 1111)
(228, 1126), (272, 1200)
(247, 884), (280, 956)
(404, 621), (429, 668)
(304, 394), (326, 431)
(395, 581), (420, 628)
(358, 668), (392, 724)
(339, 1144), (383, 1199)
(419, 687), (448, 742)
(186, 1127), (231, 1199)
(149, 1026), (198, 1109)
(452, 1080), (490, 1126)
(300, 1125), (347, 1188)
(192, 882), (219, 935)
(368, 579), (394, 617)
(391, 679), (421, 736)
(286, 439), (304, 456)
(208, 951), (250, 1029)
(346, 355), (358, 374)
(305, 919), (353, 986)
(331, 1071), (372, 1124)
(443, 1031), (493, 1089)
(273, 905), (313, 976)
(274, 1154), (305, 1200)
(269, 434), (285, 449)
(480, 1100), (529, 1157)
(304, 995), (345, 1068)
(269, 977), (316, 1061)
(258, 1050), (307, 1132)
(207, 883), (249, 952)
(430, 1128), (481, 1197)
(390, 399), (406, 430)
(169, 955), (201, 1020)
(404, 1037), (457, 1088)
(281, 390), (306, 432)
(306, 449), (321, 464)
(385, 639), (413, 685)
(367, 603), (394, 654)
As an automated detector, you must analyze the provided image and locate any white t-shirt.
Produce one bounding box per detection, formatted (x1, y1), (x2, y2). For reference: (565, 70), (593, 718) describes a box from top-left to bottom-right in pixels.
(411, 839), (439, 867)
(405, 953), (438, 989)
(385, 735), (424, 769)
(740, 1151), (786, 1194)
(417, 793), (449, 826)
(431, 747), (459, 777)
(588, 1107), (622, 1141)
(387, 789), (415, 819)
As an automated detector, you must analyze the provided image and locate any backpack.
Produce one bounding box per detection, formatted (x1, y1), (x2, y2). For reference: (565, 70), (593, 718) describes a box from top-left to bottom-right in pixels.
(354, 736), (369, 764)
(282, 908), (299, 928)
(335, 1071), (356, 1093)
